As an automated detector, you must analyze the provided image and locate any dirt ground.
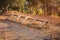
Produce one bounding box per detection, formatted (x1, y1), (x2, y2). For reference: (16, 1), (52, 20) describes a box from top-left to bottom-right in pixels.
(0, 11), (60, 40)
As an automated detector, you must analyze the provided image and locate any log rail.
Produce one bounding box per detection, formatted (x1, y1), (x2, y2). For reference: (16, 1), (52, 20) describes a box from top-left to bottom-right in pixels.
(6, 13), (48, 28)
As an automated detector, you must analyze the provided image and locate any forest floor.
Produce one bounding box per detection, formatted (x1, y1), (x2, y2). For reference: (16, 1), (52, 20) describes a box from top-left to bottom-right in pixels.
(0, 11), (60, 40)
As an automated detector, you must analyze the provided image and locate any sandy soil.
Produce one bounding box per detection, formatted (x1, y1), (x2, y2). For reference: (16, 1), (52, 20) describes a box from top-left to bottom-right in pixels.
(0, 18), (60, 40)
(0, 11), (60, 40)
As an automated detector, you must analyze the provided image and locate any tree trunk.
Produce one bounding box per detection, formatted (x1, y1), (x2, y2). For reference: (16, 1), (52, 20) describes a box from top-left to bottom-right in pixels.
(43, 3), (46, 16)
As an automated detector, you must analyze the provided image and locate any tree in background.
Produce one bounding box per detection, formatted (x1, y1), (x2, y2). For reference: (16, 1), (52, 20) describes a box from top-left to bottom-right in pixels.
(9, 0), (26, 13)
(0, 0), (26, 13)
(0, 0), (60, 17)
